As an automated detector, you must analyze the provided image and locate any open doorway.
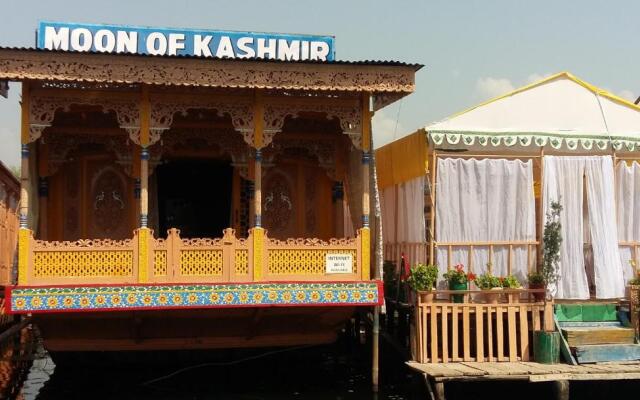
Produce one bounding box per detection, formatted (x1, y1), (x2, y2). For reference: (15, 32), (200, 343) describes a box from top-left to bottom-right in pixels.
(156, 160), (233, 238)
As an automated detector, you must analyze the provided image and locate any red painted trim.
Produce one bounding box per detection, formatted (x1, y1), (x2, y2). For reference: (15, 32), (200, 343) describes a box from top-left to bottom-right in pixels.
(3, 286), (10, 314)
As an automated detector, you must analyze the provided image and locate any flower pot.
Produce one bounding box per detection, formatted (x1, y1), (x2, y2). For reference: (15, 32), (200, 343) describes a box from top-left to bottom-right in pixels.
(506, 291), (521, 304)
(418, 291), (435, 304)
(449, 281), (467, 303)
(481, 288), (502, 304)
(529, 283), (546, 302)
(533, 331), (561, 364)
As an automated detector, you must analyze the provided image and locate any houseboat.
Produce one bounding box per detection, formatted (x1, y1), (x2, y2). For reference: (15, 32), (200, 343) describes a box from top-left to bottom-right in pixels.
(0, 22), (421, 357)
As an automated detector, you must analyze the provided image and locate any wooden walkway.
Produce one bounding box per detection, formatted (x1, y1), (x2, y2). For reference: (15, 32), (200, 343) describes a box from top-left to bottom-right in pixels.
(408, 361), (640, 400)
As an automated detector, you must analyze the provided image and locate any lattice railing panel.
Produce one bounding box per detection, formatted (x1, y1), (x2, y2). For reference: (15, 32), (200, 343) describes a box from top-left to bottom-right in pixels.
(268, 249), (358, 275)
(235, 249), (249, 275)
(33, 250), (134, 277)
(179, 249), (224, 276)
(153, 250), (168, 276)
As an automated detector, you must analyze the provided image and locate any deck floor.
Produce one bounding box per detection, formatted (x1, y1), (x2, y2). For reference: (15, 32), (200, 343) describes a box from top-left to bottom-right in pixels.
(407, 360), (640, 382)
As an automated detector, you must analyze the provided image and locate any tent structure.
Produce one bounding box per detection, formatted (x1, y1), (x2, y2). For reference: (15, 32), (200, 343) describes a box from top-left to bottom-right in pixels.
(378, 72), (640, 300)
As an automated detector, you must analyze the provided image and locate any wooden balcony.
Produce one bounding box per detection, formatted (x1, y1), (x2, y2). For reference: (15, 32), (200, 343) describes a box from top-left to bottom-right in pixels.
(19, 228), (369, 286)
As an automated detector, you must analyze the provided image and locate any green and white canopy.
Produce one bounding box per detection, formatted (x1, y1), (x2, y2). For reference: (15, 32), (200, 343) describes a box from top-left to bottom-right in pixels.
(427, 72), (640, 151)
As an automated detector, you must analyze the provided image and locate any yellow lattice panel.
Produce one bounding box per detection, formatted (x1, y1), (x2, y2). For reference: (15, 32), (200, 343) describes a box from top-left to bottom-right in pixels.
(33, 250), (134, 277)
(267, 249), (358, 275)
(234, 249), (249, 275)
(153, 250), (168, 276)
(179, 250), (224, 276)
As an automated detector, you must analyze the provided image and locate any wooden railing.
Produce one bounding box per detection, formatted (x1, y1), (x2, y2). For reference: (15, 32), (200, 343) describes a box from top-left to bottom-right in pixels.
(0, 164), (19, 286)
(384, 242), (428, 266)
(435, 240), (539, 275)
(414, 289), (554, 364)
(20, 228), (369, 285)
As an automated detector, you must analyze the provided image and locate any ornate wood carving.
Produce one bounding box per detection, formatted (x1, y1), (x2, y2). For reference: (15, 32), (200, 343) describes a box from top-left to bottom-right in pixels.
(0, 49), (416, 94)
(90, 166), (127, 237)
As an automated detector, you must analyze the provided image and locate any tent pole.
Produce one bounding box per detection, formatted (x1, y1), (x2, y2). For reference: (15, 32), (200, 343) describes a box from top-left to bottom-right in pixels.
(538, 146), (545, 273)
(429, 148), (437, 265)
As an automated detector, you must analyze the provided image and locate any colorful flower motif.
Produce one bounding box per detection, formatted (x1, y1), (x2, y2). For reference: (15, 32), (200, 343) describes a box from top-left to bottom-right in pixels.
(62, 296), (73, 307)
(95, 295), (106, 306)
(46, 297), (58, 307)
(252, 292), (264, 303)
(142, 295), (153, 305)
(79, 296), (90, 307)
(310, 291), (321, 302)
(210, 293), (220, 303)
(366, 291), (376, 301)
(239, 292), (249, 303)
(268, 291), (278, 301)
(295, 291), (306, 302)
(338, 291), (349, 301)
(158, 294), (168, 305)
(352, 291), (362, 301)
(14, 298), (25, 309)
(224, 293), (234, 303)
(324, 291), (334, 301)
(31, 297), (42, 308)
(281, 291), (292, 303)
(111, 295), (122, 306)
(188, 293), (199, 304)
(127, 294), (137, 305)
(173, 295), (183, 305)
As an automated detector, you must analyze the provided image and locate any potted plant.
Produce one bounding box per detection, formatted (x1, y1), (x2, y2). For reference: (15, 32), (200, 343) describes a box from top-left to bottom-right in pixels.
(443, 264), (475, 303)
(475, 272), (502, 304)
(407, 263), (439, 303)
(527, 272), (546, 302)
(533, 200), (563, 364)
(501, 275), (522, 303)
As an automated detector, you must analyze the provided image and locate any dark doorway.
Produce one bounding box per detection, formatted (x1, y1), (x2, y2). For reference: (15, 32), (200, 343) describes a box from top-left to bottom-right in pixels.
(156, 160), (232, 238)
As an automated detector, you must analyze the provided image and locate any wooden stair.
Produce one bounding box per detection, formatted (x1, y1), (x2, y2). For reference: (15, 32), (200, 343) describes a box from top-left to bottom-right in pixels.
(556, 304), (640, 364)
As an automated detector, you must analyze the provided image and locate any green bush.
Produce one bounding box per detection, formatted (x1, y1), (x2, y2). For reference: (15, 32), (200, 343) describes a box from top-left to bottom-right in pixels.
(501, 275), (521, 289)
(407, 263), (439, 292)
(475, 273), (501, 290)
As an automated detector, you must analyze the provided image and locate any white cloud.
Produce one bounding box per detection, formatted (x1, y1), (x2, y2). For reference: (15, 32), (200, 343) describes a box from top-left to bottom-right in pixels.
(372, 110), (405, 149)
(526, 72), (552, 84)
(617, 89), (635, 102)
(475, 77), (515, 99)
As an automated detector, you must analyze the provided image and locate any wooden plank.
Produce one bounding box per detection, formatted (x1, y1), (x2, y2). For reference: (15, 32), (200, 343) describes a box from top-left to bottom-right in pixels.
(555, 317), (578, 366)
(441, 305), (449, 363)
(574, 344), (640, 364)
(463, 306), (471, 361)
(460, 361), (507, 375)
(422, 305), (428, 362)
(508, 306), (517, 361)
(443, 362), (487, 376)
(430, 304), (438, 363)
(531, 372), (640, 382)
(452, 305), (459, 361)
(475, 305), (484, 362)
(486, 305), (494, 362)
(532, 305), (541, 331)
(406, 361), (463, 377)
(496, 305), (505, 361)
(563, 327), (634, 346)
(519, 305), (530, 361)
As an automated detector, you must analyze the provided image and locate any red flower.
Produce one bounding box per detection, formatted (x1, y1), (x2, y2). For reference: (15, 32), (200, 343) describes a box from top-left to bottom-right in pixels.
(467, 272), (477, 281)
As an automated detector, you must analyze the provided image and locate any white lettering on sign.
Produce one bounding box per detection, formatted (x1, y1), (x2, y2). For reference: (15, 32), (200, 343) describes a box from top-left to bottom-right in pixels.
(325, 254), (353, 274)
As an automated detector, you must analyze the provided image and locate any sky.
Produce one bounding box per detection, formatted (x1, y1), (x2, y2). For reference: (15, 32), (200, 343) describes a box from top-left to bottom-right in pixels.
(1, 0), (640, 167)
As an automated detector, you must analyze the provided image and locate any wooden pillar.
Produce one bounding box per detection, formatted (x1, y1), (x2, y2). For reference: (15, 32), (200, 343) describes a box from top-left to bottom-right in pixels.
(18, 82), (31, 285)
(333, 181), (345, 237)
(538, 146), (545, 273)
(361, 93), (371, 281)
(429, 148), (437, 265)
(252, 90), (265, 281)
(37, 142), (49, 239)
(138, 85), (151, 283)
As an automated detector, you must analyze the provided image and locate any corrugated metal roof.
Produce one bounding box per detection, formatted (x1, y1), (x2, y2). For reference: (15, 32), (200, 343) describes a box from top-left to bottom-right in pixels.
(0, 46), (424, 70)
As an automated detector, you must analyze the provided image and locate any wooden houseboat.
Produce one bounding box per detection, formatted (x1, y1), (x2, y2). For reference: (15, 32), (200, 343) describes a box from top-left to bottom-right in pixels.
(378, 72), (640, 398)
(0, 23), (421, 356)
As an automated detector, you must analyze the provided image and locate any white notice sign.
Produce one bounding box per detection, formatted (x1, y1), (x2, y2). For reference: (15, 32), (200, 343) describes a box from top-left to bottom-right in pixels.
(325, 254), (353, 274)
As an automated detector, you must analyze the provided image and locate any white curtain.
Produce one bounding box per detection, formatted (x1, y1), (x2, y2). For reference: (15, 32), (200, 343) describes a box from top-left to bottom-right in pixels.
(380, 176), (426, 243)
(435, 158), (535, 284)
(543, 156), (625, 299)
(616, 161), (640, 282)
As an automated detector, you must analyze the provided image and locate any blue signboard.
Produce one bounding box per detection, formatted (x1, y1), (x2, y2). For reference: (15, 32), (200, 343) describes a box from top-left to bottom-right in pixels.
(36, 21), (335, 61)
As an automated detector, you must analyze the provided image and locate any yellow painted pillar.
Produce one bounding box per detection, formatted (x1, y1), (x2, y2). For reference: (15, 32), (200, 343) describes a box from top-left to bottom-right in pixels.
(18, 83), (31, 285)
(138, 85), (151, 283)
(361, 93), (372, 281)
(252, 90), (265, 281)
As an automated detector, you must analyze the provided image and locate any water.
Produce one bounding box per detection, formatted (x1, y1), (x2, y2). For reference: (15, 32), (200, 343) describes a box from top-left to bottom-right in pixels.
(4, 327), (427, 399)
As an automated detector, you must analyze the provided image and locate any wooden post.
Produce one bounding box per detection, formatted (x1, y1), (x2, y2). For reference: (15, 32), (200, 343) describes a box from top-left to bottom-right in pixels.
(18, 82), (31, 285)
(361, 93), (371, 281)
(138, 85), (151, 283)
(538, 146), (545, 273)
(251, 90), (265, 281)
(429, 148), (437, 265)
